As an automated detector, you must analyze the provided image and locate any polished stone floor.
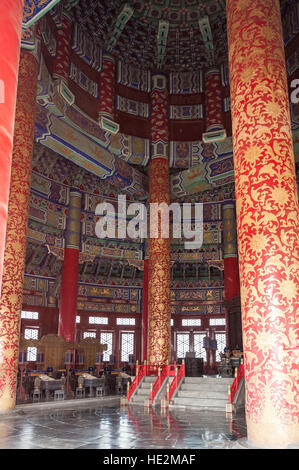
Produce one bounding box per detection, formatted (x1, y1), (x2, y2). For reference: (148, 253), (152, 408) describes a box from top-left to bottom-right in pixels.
(0, 397), (247, 450)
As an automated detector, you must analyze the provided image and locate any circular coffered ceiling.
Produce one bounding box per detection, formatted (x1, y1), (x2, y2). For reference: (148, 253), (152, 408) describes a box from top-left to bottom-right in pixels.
(130, 0), (225, 28)
(70, 0), (227, 72)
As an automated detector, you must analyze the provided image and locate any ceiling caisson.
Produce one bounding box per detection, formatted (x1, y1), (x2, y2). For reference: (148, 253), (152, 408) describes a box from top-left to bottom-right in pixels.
(69, 0), (227, 72)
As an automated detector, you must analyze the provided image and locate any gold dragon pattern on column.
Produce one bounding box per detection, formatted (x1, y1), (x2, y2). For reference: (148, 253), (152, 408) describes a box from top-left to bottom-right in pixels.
(148, 74), (171, 366)
(226, 0), (299, 447)
(148, 159), (171, 366)
(0, 50), (38, 410)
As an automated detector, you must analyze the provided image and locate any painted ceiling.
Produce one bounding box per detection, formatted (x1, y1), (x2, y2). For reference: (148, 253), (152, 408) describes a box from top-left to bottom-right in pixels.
(69, 0), (227, 72)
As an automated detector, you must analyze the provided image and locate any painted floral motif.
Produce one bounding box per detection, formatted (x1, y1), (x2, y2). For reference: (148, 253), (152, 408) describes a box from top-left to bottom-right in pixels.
(53, 14), (72, 81)
(0, 51), (38, 408)
(227, 0), (299, 444)
(99, 56), (115, 120)
(23, 0), (61, 28)
(148, 157), (171, 366)
(205, 69), (223, 131)
(150, 88), (169, 144)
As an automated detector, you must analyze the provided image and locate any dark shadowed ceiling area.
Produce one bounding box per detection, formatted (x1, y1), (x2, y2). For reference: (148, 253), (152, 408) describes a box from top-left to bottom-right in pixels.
(69, 0), (227, 72)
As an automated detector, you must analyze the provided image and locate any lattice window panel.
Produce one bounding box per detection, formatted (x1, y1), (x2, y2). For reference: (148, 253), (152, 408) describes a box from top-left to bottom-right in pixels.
(116, 318), (135, 326)
(83, 331), (96, 339)
(209, 318), (226, 326)
(89, 316), (108, 325)
(100, 332), (113, 361)
(182, 318), (201, 327)
(176, 333), (190, 359)
(24, 328), (39, 340)
(215, 333), (226, 362)
(194, 333), (207, 361)
(27, 347), (37, 361)
(24, 328), (39, 362)
(21, 311), (39, 320)
(121, 333), (135, 362)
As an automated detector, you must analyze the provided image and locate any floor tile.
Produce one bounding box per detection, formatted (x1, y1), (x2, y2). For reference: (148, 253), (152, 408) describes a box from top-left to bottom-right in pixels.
(0, 398), (247, 449)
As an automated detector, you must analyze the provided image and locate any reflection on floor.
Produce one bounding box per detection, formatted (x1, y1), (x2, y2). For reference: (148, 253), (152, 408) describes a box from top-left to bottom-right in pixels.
(0, 397), (247, 449)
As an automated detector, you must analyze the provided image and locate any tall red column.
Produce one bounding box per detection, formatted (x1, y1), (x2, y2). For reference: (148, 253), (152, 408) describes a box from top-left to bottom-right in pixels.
(222, 203), (242, 350)
(58, 190), (82, 343)
(142, 257), (149, 362)
(99, 54), (115, 121)
(0, 0), (24, 294)
(148, 74), (171, 366)
(98, 54), (119, 133)
(0, 48), (38, 411)
(52, 12), (72, 82)
(205, 68), (224, 132)
(223, 203), (240, 301)
(203, 68), (226, 142)
(227, 0), (299, 448)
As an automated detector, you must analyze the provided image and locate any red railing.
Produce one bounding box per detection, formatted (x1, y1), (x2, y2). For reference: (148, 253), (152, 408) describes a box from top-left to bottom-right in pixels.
(127, 362), (160, 401)
(228, 362), (245, 404)
(127, 364), (147, 402)
(127, 362), (184, 403)
(150, 364), (178, 403)
(166, 363), (186, 403)
(145, 363), (160, 376)
(134, 362), (159, 376)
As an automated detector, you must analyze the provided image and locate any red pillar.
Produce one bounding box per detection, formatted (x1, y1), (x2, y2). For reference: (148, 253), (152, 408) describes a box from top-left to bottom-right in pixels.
(58, 190), (82, 343)
(203, 68), (226, 143)
(227, 0), (299, 447)
(99, 54), (115, 120)
(0, 48), (38, 411)
(223, 257), (239, 300)
(222, 203), (241, 350)
(148, 74), (171, 366)
(52, 12), (72, 82)
(0, 0), (24, 294)
(98, 54), (119, 133)
(58, 249), (79, 343)
(205, 68), (224, 132)
(142, 258), (149, 362)
(223, 203), (240, 301)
